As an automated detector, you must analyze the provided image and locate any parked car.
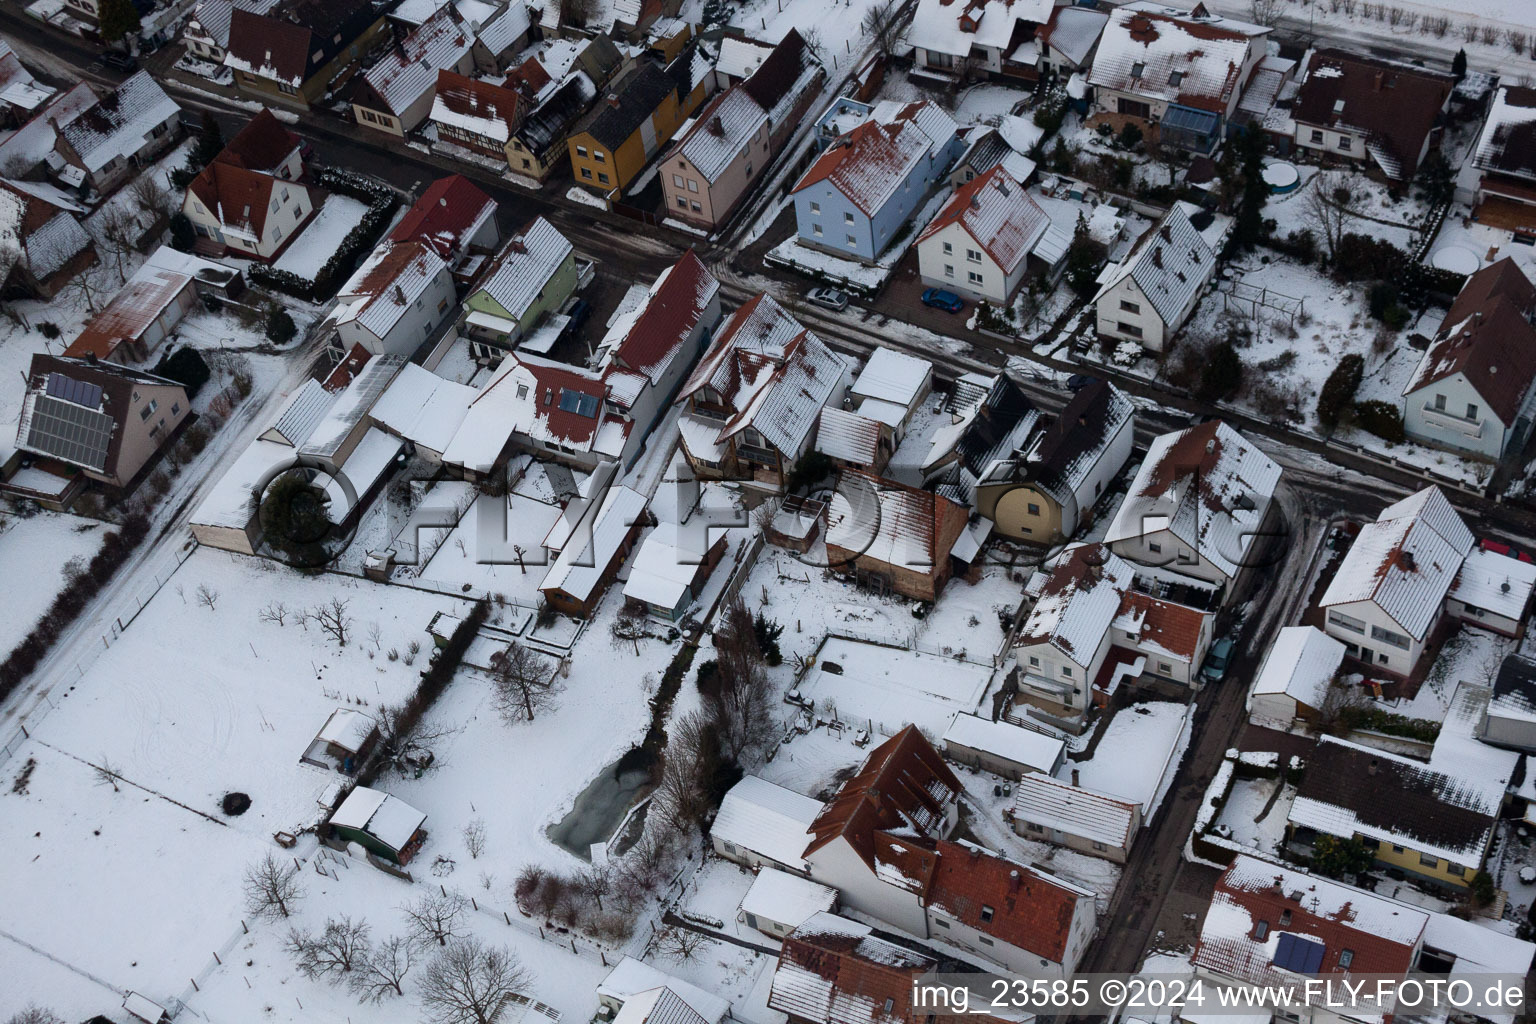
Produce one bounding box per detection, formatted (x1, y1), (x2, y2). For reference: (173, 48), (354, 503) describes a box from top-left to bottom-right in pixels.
(921, 288), (963, 313)
(1480, 538), (1535, 564)
(1200, 637), (1236, 683)
(807, 286), (849, 311)
(101, 50), (138, 72)
(1067, 373), (1093, 392)
(564, 298), (592, 337)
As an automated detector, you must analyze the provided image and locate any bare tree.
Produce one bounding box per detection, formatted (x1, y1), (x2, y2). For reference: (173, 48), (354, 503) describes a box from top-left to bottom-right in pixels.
(196, 584), (220, 611)
(401, 889), (469, 947)
(367, 620), (384, 651)
(1315, 675), (1366, 736)
(656, 926), (707, 963)
(287, 916), (372, 980)
(92, 757), (122, 793)
(419, 938), (531, 1024)
(1248, 0), (1281, 24)
(260, 601), (289, 627)
(1305, 172), (1360, 260)
(706, 599), (776, 760)
(5, 1006), (64, 1024)
(609, 605), (649, 656)
(489, 643), (556, 724)
(350, 934), (417, 1002)
(462, 818), (488, 859)
(129, 173), (174, 221)
(860, 0), (904, 57)
(243, 851), (305, 919)
(315, 597), (353, 647)
(653, 711), (720, 829)
(95, 205), (137, 285)
(801, 27), (827, 64)
(59, 269), (102, 315)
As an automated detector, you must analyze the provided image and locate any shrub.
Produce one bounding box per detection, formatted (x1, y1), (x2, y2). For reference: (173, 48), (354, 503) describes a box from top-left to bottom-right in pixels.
(1367, 281), (1399, 320)
(1117, 122), (1143, 150)
(169, 212), (194, 252)
(153, 347), (212, 398)
(1195, 341), (1242, 402)
(265, 305), (297, 345)
(1333, 233), (1405, 282)
(37, 321), (60, 340)
(1353, 400), (1406, 443)
(785, 450), (832, 494)
(1317, 354), (1363, 430)
(1382, 304), (1412, 331)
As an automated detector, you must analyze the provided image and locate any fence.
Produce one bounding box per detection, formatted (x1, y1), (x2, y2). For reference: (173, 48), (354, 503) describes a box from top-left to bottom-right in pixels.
(703, 531), (767, 627)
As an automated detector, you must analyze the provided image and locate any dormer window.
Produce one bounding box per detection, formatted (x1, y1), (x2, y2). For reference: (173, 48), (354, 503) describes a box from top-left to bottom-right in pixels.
(980, 905), (995, 923)
(1131, 61), (1145, 79)
(1254, 920), (1269, 940)
(1169, 71), (1184, 85)
(1279, 909), (1291, 926)
(1339, 950), (1354, 969)
(516, 384), (529, 400)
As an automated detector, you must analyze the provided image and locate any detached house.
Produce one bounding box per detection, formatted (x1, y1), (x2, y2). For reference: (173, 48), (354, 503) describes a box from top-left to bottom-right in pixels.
(974, 378), (1135, 542)
(906, 0), (1055, 84)
(350, 7), (476, 135)
(460, 216), (579, 362)
(430, 70), (527, 169)
(212, 109), (306, 180)
(1094, 203), (1218, 352)
(182, 0), (281, 68)
(1292, 49), (1453, 182)
(673, 293), (851, 487)
(183, 110), (313, 260)
(790, 100), (962, 263)
(1245, 625), (1347, 728)
(388, 173), (500, 261)
(823, 470), (970, 602)
(1403, 259), (1536, 461)
(65, 247), (244, 365)
(916, 167), (1068, 305)
(1318, 486), (1474, 679)
(1104, 419), (1281, 598)
(225, 0), (394, 110)
(816, 348), (933, 473)
(568, 48), (714, 194)
(0, 39), (54, 128)
(326, 240), (457, 358)
(0, 180), (95, 299)
(1088, 2), (1270, 154)
(48, 71), (182, 195)
(1471, 86), (1536, 238)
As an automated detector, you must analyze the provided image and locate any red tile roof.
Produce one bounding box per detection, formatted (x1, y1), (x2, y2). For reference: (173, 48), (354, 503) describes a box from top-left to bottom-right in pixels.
(1408, 257), (1536, 423)
(926, 839), (1081, 962)
(389, 174), (496, 257)
(771, 918), (935, 1024)
(1116, 591), (1208, 661)
(215, 109), (302, 173)
(66, 258), (196, 360)
(323, 343), (373, 392)
(186, 160), (287, 239)
(613, 249), (718, 384)
(433, 69), (524, 140)
(503, 56), (552, 98)
(791, 115), (929, 217)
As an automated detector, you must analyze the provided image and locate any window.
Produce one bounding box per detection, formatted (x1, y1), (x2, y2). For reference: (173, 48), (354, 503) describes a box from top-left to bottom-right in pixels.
(1120, 300), (1140, 314)
(1061, 666), (1072, 677)
(1028, 656), (1039, 666)
(1117, 98), (1150, 118)
(1168, 70), (1184, 85)
(979, 906), (995, 923)
(883, 1000), (894, 1014)
(1310, 129), (1324, 143)
(1391, 845), (1405, 854)
(1130, 61), (1145, 79)
(966, 247), (981, 263)
(687, 179), (698, 193)
(273, 225), (282, 242)
(1117, 322), (1144, 338)
(1467, 403), (1479, 420)
(810, 201), (821, 214)
(944, 264), (954, 278)
(813, 224), (822, 236)
(1027, 822), (1044, 833)
(968, 270), (983, 284)
(1328, 610), (1366, 634)
(594, 151), (606, 163)
(1254, 921), (1269, 940)
(597, 172), (610, 185)
(1338, 135), (1352, 151)
(844, 212), (854, 225)
(1377, 652), (1390, 665)
(1434, 393), (1447, 410)
(1027, 503), (1040, 515)
(934, 917), (950, 927)
(722, 841), (736, 853)
(942, 242), (953, 255)
(139, 399), (158, 421)
(1279, 910), (1291, 926)
(1419, 851), (1439, 868)
(691, 201), (701, 212)
(270, 197), (279, 212)
(1339, 950), (1354, 969)
(1158, 661), (1172, 674)
(1369, 625), (1410, 650)
(170, 403), (180, 416)
(581, 167), (593, 180)
(1148, 541), (1162, 554)
(745, 163), (753, 176)
(677, 196), (688, 208)
(847, 234), (857, 247)
(1092, 841), (1107, 851)
(522, 159), (531, 169)
(672, 174), (684, 187)
(978, 936), (994, 946)
(576, 145), (589, 158)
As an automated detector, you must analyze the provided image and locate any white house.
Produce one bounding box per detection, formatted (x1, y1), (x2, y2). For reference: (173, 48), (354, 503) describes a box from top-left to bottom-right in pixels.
(327, 240), (457, 358)
(1318, 486), (1475, 679)
(1104, 419), (1281, 597)
(738, 868), (838, 938)
(1403, 258), (1536, 461)
(1446, 546), (1536, 638)
(1291, 49), (1453, 182)
(941, 712), (1065, 779)
(710, 775), (821, 875)
(1010, 773), (1141, 863)
(183, 164), (315, 261)
(906, 0), (1054, 82)
(1094, 203), (1217, 352)
(916, 166), (1068, 305)
(1245, 625), (1346, 728)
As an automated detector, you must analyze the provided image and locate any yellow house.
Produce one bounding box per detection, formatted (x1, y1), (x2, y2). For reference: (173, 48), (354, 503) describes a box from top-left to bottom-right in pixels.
(1286, 735), (1503, 889)
(568, 49), (713, 194)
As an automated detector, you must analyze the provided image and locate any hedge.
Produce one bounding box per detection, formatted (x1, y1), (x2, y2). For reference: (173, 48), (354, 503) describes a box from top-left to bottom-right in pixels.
(1353, 399), (1406, 443)
(248, 168), (401, 303)
(1317, 354), (1364, 430)
(1339, 705), (1440, 743)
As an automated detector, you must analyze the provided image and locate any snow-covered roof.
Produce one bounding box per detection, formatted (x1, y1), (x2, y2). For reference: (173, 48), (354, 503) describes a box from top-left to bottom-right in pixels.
(369, 362), (475, 455)
(600, 250), (719, 386)
(360, 7), (474, 116)
(301, 354), (406, 460)
(792, 108), (940, 218)
(432, 68), (523, 143)
(770, 914), (934, 1024)
(1474, 85), (1536, 183)
(331, 786), (426, 851)
(390, 174), (497, 258)
(0, 181), (89, 283)
(262, 379), (334, 446)
(1319, 486), (1472, 639)
(475, 2), (531, 55)
(474, 217), (573, 321)
(677, 86), (768, 183)
(1104, 420), (1280, 581)
(0, 83), (96, 175)
(712, 775), (821, 870)
(851, 347), (931, 408)
(824, 470), (966, 573)
(1039, 4), (1110, 66)
(540, 484), (646, 603)
(740, 867), (837, 929)
(1096, 203), (1215, 328)
(814, 408), (884, 466)
(599, 959), (730, 1024)
(1012, 772), (1138, 848)
(330, 240), (449, 342)
(908, 0), (1053, 59)
(1088, 1), (1267, 113)
(1016, 543), (1135, 665)
(1449, 547), (1536, 621)
(65, 246), (232, 361)
(57, 71), (179, 174)
(942, 713), (1063, 774)
(1248, 626), (1344, 714)
(714, 35), (774, 79)
(919, 167), (1050, 275)
(622, 522), (716, 610)
(316, 708), (377, 752)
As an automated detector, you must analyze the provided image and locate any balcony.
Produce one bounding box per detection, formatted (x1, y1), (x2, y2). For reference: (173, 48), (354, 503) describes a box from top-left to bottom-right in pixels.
(1419, 403), (1485, 439)
(735, 443), (778, 467)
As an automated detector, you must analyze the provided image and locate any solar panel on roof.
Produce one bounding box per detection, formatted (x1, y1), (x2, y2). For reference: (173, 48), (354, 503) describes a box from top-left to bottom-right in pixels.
(44, 373), (102, 409)
(1272, 932), (1326, 973)
(26, 394), (114, 471)
(557, 388), (599, 418)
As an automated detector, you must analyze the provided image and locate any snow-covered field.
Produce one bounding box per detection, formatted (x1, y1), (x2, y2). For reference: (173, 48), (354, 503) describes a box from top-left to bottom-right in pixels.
(274, 195), (370, 279)
(0, 511), (107, 655)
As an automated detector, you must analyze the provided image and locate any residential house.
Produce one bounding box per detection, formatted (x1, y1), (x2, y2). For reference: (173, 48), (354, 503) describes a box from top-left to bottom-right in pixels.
(183, 161), (315, 261)
(0, 179), (95, 299)
(712, 35), (775, 87)
(918, 371), (1040, 496)
(14, 354), (190, 490)
(823, 469), (970, 602)
(0, 39), (54, 128)
(660, 30), (824, 231)
(906, 0), (1055, 84)
(225, 0), (394, 110)
(568, 48), (713, 194)
(1088, 1), (1270, 154)
(1288, 734), (1505, 888)
(1093, 203), (1218, 352)
(974, 378), (1135, 542)
(510, 73), (600, 181)
(1318, 485), (1475, 679)
(388, 173), (500, 261)
(816, 348), (933, 474)
(1480, 654), (1536, 753)
(1471, 86), (1536, 238)
(540, 483), (648, 616)
(0, 84), (97, 185)
(813, 408), (889, 475)
(1011, 543), (1214, 721)
(1035, 4), (1110, 79)
(673, 292), (851, 487)
(49, 71), (182, 195)
(470, 3), (533, 73)
(621, 521), (728, 621)
(1104, 419), (1282, 597)
(946, 122), (1037, 188)
(941, 712), (1065, 780)
(1446, 544), (1536, 637)
(211, 109), (306, 180)
(1403, 258), (1536, 460)
(739, 869), (838, 939)
(182, 0), (280, 67)
(597, 959), (730, 1024)
(790, 100), (962, 263)
(430, 70), (529, 169)
(327, 786), (427, 865)
(326, 240), (457, 358)
(460, 216), (579, 362)
(769, 916), (947, 1024)
(65, 247), (245, 364)
(367, 361), (475, 462)
(916, 167), (1069, 305)
(711, 774), (823, 875)
(350, 7), (476, 135)
(1245, 626), (1346, 728)
(1292, 49), (1453, 182)
(1010, 774), (1142, 862)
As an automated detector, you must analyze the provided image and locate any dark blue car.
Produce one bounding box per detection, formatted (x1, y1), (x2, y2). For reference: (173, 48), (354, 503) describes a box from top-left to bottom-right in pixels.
(921, 288), (963, 313)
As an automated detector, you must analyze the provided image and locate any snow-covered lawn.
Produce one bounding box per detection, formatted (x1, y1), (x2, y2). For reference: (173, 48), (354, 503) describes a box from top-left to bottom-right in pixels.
(727, 0), (886, 59)
(1263, 164), (1425, 250)
(274, 195), (370, 279)
(1211, 776), (1294, 858)
(953, 83), (1029, 125)
(0, 511), (107, 655)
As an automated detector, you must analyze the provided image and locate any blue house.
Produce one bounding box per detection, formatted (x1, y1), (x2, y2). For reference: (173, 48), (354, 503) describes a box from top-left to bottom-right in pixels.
(790, 100), (963, 264)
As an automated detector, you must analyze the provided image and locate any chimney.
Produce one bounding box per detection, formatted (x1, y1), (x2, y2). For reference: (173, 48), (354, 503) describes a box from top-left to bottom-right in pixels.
(1009, 869), (1021, 892)
(85, 352), (98, 365)
(1205, 438), (1215, 455)
(1078, 414), (1088, 427)
(1071, 768), (1080, 786)
(970, 846), (981, 861)
(510, 239), (526, 254)
(1373, 70), (1384, 91)
(607, 93), (620, 108)
(1368, 759), (1379, 775)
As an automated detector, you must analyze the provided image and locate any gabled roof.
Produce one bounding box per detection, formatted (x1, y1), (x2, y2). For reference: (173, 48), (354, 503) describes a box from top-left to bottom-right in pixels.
(712, 775), (822, 870)
(824, 469), (968, 571)
(17, 354), (185, 474)
(0, 179), (90, 284)
(815, 407), (884, 465)
(1114, 590), (1208, 663)
(1294, 49), (1453, 180)
(1038, 4), (1111, 66)
(599, 959), (730, 1024)
(57, 71), (179, 174)
(1097, 203), (1215, 327)
(1319, 485), (1472, 639)
(66, 248), (229, 360)
(803, 725), (962, 868)
(1012, 773), (1139, 848)
(942, 713), (1063, 773)
(1249, 625), (1345, 711)
(472, 216), (573, 320)
(573, 59), (678, 151)
(1490, 654), (1536, 726)
(675, 86), (768, 183)
(187, 161), (299, 241)
(0, 83), (96, 175)
(770, 914), (934, 1024)
(330, 239), (449, 340)
(908, 0), (1055, 59)
(926, 839), (1087, 962)
(980, 379), (1134, 501)
(517, 72), (597, 157)
(1088, 1), (1267, 113)
(1474, 86), (1536, 183)
(1194, 854), (1426, 986)
(0, 41), (53, 113)
(850, 347), (931, 408)
(792, 102), (958, 217)
(1016, 543), (1135, 663)
(1405, 258), (1536, 424)
(607, 250), (718, 385)
(919, 167), (1050, 275)
(541, 483), (647, 602)
(741, 28), (813, 113)
(215, 109), (301, 173)
(432, 68), (523, 143)
(389, 174), (496, 257)
(358, 6), (473, 117)
(1104, 420), (1280, 580)
(225, 0), (383, 86)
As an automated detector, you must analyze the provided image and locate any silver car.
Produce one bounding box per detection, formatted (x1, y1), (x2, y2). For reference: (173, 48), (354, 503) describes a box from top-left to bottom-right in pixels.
(806, 286), (850, 311)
